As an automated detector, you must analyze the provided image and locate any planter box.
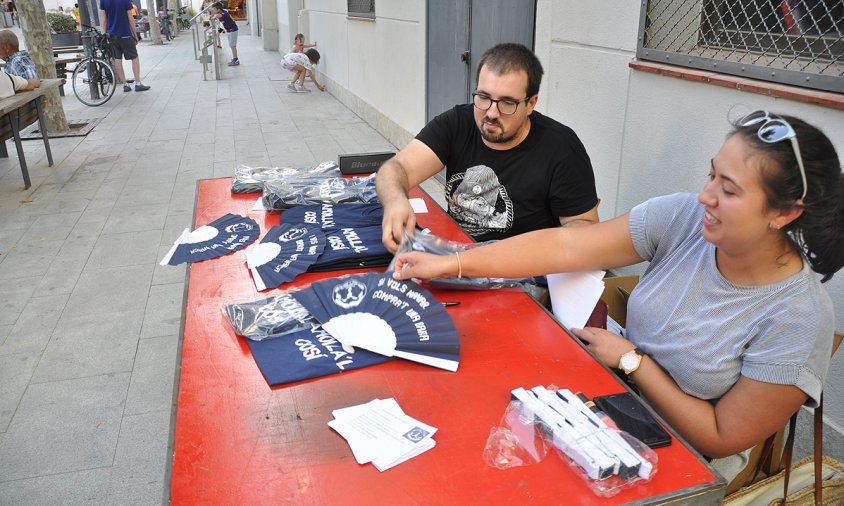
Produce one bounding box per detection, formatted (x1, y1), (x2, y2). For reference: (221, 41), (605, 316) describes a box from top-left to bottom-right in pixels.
(51, 31), (82, 47)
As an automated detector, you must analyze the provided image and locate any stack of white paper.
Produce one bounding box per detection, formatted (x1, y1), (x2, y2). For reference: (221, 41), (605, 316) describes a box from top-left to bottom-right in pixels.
(328, 398), (437, 472)
(547, 270), (607, 329)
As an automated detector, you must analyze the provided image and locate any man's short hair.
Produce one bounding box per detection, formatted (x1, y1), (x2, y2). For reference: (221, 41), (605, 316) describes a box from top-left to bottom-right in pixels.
(212, 2), (224, 10)
(475, 43), (544, 98)
(0, 29), (19, 51)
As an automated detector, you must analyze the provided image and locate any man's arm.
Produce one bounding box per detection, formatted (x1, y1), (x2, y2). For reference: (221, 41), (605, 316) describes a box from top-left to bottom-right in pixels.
(100, 9), (108, 33)
(127, 8), (137, 40)
(375, 139), (445, 252)
(559, 200), (600, 227)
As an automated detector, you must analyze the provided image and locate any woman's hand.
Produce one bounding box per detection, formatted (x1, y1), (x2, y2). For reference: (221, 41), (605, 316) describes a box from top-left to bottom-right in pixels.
(570, 327), (635, 368)
(392, 251), (456, 281)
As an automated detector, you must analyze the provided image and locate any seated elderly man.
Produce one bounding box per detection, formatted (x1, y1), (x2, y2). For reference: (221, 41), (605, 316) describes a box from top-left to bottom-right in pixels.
(0, 29), (39, 79)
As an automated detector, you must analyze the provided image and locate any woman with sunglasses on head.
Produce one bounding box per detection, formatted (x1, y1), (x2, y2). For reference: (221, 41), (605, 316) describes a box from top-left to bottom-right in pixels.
(392, 111), (843, 472)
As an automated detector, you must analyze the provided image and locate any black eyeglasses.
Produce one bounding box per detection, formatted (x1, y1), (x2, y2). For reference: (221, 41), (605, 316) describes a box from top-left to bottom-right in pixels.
(739, 110), (808, 200)
(472, 93), (529, 116)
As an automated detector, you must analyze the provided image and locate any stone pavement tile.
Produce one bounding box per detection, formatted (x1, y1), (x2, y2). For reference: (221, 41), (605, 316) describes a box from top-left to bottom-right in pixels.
(0, 206), (41, 233)
(0, 277), (40, 326)
(116, 182), (175, 208)
(126, 162), (181, 187)
(140, 283), (184, 339)
(101, 204), (168, 235)
(0, 324), (10, 346)
(31, 309), (144, 383)
(0, 372), (130, 482)
(0, 352), (39, 431)
(16, 212), (82, 246)
(64, 264), (153, 317)
(35, 256), (86, 297)
(0, 227), (24, 255)
(86, 230), (163, 270)
(0, 467), (111, 506)
(57, 215), (107, 257)
(0, 293), (68, 356)
(124, 335), (178, 416)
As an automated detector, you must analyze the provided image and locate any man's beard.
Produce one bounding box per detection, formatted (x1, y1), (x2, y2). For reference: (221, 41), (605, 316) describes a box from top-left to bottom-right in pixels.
(477, 117), (518, 144)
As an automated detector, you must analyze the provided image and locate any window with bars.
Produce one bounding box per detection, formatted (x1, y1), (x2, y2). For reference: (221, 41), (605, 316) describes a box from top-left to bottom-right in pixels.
(637, 0), (843, 93)
(348, 0), (375, 19)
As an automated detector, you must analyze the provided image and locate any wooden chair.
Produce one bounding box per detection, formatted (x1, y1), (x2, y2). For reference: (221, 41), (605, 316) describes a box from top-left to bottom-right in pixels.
(726, 331), (843, 494)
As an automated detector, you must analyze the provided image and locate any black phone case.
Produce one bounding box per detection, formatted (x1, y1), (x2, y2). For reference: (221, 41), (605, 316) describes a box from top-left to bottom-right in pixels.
(594, 393), (673, 448)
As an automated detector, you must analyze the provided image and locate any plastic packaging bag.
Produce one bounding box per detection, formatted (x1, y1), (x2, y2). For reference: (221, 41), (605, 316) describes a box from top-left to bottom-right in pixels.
(262, 173), (378, 210)
(387, 229), (535, 290)
(222, 293), (318, 341)
(484, 385), (658, 498)
(230, 161), (340, 194)
(483, 399), (549, 469)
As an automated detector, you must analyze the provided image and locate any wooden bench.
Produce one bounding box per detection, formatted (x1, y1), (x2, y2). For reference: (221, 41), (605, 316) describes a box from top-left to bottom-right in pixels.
(0, 79), (62, 189)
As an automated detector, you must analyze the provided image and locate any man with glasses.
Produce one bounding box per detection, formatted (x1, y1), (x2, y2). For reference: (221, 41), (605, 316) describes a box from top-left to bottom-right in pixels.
(377, 43), (599, 252)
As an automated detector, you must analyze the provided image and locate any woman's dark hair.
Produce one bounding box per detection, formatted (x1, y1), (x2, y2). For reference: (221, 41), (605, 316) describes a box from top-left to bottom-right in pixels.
(475, 43), (544, 98)
(731, 113), (844, 282)
(305, 48), (320, 64)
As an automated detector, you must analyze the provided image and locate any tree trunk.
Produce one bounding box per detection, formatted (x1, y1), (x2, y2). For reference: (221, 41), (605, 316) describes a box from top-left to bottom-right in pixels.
(147, 0), (163, 44)
(16, 2), (70, 133)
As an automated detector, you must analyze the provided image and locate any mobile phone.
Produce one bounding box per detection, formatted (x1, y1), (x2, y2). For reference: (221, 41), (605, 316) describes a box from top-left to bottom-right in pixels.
(593, 392), (672, 448)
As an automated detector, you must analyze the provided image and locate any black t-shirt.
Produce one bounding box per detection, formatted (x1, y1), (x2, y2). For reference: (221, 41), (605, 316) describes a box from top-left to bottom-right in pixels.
(416, 104), (598, 241)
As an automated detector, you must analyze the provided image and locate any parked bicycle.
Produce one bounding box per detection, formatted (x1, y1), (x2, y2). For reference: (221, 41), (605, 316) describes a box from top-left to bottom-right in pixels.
(71, 25), (117, 107)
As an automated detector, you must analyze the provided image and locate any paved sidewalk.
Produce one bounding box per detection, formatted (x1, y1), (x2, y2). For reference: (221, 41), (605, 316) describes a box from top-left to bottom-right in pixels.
(0, 27), (395, 505)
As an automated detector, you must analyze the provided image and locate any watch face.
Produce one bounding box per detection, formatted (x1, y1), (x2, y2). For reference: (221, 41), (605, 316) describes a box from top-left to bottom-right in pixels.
(620, 352), (639, 371)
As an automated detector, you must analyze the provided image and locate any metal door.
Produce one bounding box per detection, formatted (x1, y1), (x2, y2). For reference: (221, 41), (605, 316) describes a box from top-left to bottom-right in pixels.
(426, 0), (536, 122)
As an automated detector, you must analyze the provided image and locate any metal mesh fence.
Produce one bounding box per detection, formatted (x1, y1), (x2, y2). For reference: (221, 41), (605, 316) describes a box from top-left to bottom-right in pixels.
(638, 0), (843, 93)
(347, 0), (375, 18)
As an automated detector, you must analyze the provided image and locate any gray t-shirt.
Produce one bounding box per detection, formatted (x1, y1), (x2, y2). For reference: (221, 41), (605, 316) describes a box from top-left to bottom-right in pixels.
(626, 192), (833, 407)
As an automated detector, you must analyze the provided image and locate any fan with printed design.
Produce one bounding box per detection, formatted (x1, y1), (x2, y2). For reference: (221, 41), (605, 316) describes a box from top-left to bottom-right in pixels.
(292, 272), (460, 371)
(160, 213), (259, 266)
(246, 223), (326, 290)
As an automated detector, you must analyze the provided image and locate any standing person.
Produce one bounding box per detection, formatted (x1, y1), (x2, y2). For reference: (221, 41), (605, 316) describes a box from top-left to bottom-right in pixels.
(100, 0), (150, 92)
(290, 33), (315, 53)
(280, 48), (324, 92)
(375, 43), (599, 253)
(0, 29), (39, 79)
(211, 1), (238, 66)
(392, 111), (843, 479)
(73, 3), (80, 27)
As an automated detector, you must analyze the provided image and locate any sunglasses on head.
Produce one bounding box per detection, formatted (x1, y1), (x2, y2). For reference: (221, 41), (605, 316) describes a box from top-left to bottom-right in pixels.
(739, 110), (807, 201)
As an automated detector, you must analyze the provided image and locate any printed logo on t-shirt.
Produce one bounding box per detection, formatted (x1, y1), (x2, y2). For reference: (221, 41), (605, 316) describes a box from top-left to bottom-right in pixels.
(445, 165), (513, 236)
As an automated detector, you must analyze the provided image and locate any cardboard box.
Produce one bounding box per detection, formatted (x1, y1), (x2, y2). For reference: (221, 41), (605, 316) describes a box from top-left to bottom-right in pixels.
(600, 275), (639, 327)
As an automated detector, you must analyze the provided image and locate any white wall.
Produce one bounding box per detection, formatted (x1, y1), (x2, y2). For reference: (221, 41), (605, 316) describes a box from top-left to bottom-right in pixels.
(279, 0), (426, 147)
(534, 0), (844, 427)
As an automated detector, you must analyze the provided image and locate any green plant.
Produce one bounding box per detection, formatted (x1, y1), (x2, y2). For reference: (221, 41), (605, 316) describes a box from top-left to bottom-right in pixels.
(47, 12), (77, 33)
(187, 6), (196, 17)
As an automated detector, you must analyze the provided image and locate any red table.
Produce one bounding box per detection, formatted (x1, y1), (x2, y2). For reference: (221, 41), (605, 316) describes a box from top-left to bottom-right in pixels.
(169, 178), (725, 505)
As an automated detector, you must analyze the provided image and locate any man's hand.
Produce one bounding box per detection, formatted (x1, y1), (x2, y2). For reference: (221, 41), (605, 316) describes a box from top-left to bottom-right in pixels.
(381, 198), (416, 253)
(25, 79), (40, 90)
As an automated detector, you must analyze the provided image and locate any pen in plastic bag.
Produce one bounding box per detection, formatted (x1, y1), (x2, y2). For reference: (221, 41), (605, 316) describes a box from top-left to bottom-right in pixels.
(576, 392), (618, 431)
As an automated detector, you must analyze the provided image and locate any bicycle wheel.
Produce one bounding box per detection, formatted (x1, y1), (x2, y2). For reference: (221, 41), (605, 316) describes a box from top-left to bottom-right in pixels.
(72, 58), (117, 107)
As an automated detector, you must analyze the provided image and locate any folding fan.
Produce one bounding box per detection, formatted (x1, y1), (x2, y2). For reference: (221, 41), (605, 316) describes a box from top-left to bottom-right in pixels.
(246, 325), (392, 386)
(308, 225), (393, 272)
(246, 223), (326, 290)
(292, 272), (460, 371)
(223, 293), (318, 341)
(279, 202), (384, 231)
(160, 213), (260, 266)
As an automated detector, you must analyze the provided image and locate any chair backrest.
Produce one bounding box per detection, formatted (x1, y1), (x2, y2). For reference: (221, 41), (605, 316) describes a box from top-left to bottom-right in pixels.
(725, 331), (842, 494)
